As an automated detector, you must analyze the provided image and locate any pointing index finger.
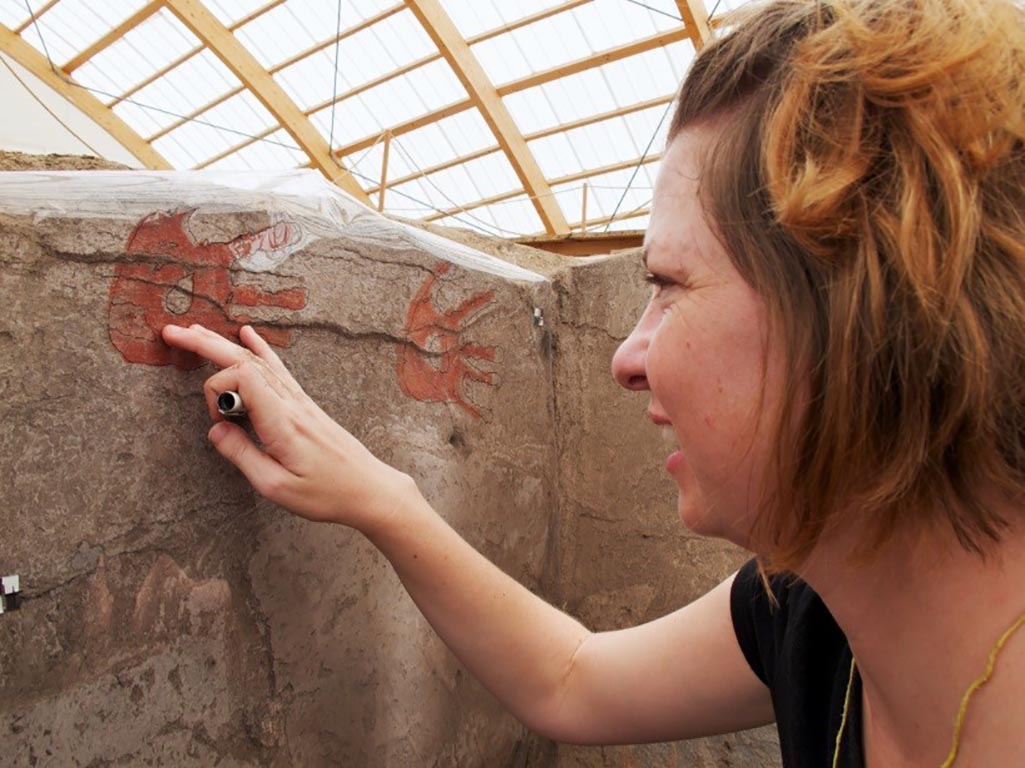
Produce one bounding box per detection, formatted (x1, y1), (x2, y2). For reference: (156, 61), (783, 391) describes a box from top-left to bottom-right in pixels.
(162, 324), (249, 369)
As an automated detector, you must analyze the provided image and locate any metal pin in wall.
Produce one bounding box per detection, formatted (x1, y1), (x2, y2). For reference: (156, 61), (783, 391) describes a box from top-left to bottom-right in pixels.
(0, 575), (21, 614)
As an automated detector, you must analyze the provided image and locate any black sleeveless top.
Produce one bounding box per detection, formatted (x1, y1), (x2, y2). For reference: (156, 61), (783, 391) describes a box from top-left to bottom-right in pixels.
(730, 558), (865, 767)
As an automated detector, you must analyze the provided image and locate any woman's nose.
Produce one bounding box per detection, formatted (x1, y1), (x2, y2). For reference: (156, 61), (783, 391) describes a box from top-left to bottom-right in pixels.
(612, 319), (650, 391)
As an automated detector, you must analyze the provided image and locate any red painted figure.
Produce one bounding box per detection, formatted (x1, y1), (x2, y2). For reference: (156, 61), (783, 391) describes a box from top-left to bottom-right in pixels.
(108, 210), (308, 370)
(396, 262), (497, 420)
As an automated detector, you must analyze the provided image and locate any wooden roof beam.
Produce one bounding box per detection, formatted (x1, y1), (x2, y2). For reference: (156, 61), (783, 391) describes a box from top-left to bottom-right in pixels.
(675, 0), (713, 49)
(525, 94), (674, 140)
(270, 3), (404, 73)
(423, 152), (662, 222)
(330, 46), (676, 166)
(290, 0), (592, 123)
(568, 206), (650, 232)
(514, 230), (645, 256)
(13, 0), (59, 34)
(334, 99), (475, 160)
(467, 0), (593, 45)
(497, 27), (688, 96)
(63, 0), (162, 74)
(178, 0), (599, 173)
(366, 144), (500, 196)
(365, 95), (673, 195)
(164, 0), (370, 204)
(0, 21), (171, 169)
(406, 0), (569, 235)
(151, 4), (411, 145)
(109, 0), (288, 108)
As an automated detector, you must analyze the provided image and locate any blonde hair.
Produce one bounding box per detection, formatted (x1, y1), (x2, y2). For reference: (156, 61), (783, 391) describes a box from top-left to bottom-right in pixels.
(671, 0), (1025, 570)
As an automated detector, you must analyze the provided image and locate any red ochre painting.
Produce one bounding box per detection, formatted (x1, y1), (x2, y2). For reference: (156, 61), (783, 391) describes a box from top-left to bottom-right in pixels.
(396, 262), (498, 420)
(108, 210), (308, 370)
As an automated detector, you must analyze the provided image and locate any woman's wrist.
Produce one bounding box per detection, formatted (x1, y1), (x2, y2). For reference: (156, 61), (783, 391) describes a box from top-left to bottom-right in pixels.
(357, 468), (424, 543)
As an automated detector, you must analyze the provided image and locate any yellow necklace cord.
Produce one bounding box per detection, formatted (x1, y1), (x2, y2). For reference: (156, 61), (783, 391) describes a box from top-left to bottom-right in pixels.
(833, 609), (1025, 768)
(832, 655), (858, 768)
(940, 610), (1025, 768)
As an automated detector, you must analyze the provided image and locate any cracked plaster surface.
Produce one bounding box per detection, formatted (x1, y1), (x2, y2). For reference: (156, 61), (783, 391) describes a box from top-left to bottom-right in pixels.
(0, 175), (778, 768)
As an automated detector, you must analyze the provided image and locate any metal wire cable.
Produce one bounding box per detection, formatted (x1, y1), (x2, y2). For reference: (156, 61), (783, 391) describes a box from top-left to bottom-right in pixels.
(603, 0), (725, 231)
(622, 0), (683, 22)
(18, 1), (671, 235)
(0, 54), (103, 157)
(10, 9), (516, 238)
(601, 98), (670, 232)
(24, 0), (57, 74)
(623, 0), (728, 21)
(345, 165), (508, 238)
(388, 134), (523, 237)
(327, 0), (343, 149)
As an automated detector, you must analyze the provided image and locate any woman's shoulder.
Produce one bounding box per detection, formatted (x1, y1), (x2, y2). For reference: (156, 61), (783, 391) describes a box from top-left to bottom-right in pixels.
(730, 558), (847, 688)
(731, 559), (861, 766)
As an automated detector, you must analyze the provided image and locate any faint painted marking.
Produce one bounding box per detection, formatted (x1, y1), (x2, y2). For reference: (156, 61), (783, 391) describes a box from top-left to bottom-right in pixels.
(107, 210), (307, 369)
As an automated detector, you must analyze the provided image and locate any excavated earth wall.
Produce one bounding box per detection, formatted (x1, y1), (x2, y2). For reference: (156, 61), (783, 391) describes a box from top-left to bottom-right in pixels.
(0, 168), (778, 767)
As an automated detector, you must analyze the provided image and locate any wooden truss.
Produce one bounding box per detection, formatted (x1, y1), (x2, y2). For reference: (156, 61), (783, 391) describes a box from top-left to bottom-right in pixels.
(1, 0), (715, 241)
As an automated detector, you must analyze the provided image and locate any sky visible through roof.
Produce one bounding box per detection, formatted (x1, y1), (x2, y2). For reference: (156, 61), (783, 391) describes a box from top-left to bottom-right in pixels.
(2, 0), (756, 238)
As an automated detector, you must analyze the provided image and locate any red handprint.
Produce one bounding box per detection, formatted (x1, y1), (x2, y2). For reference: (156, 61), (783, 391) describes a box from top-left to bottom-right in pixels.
(108, 210), (308, 370)
(396, 263), (497, 420)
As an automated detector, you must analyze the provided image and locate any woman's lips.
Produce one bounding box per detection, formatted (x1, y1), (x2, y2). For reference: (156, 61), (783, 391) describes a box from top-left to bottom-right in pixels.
(666, 450), (684, 474)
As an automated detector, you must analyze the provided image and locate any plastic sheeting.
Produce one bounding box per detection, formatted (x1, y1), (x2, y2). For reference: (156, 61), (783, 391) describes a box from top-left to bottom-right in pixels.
(0, 168), (546, 282)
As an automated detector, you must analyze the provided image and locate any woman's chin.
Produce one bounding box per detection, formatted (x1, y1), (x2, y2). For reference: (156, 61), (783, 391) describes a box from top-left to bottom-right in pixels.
(677, 492), (755, 549)
(676, 492), (716, 536)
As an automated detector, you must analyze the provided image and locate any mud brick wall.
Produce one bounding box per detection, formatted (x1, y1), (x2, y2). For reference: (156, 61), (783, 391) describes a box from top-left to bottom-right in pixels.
(0, 170), (778, 767)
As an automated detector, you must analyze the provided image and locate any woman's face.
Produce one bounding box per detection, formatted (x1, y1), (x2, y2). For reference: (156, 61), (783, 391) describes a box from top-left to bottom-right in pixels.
(611, 127), (785, 547)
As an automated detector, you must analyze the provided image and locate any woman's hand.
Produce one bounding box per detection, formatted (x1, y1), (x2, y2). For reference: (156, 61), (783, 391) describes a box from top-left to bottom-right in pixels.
(161, 323), (416, 531)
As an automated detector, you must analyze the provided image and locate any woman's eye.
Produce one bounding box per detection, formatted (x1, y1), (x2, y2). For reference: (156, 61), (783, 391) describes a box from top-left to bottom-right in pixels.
(644, 273), (677, 295)
(644, 273), (669, 291)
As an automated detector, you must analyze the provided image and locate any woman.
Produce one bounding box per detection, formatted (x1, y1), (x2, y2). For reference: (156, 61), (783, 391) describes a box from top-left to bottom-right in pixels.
(163, 0), (1025, 764)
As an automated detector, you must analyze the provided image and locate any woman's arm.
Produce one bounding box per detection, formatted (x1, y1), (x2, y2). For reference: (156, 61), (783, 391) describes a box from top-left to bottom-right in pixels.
(161, 323), (773, 743)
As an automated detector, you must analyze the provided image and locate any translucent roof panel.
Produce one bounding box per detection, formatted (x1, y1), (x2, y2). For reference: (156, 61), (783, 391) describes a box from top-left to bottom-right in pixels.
(159, 90), (278, 168)
(340, 141), (389, 192)
(308, 58), (467, 149)
(433, 196), (543, 239)
(426, 152), (521, 207)
(73, 10), (200, 103)
(3, 0), (772, 238)
(15, 1), (147, 67)
(115, 51), (242, 139)
(441, 0), (570, 40)
(552, 161), (657, 229)
(386, 151), (520, 226)
(469, 0), (680, 86)
(204, 0), (286, 29)
(528, 101), (671, 180)
(203, 128), (307, 172)
(478, 197), (544, 237)
(381, 110), (496, 180)
(382, 176), (441, 221)
(502, 41), (692, 135)
(234, 2), (420, 76)
(0, 3), (39, 29)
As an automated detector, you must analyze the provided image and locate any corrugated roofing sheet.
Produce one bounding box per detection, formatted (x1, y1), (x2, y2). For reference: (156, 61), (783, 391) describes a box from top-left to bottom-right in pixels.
(3, 0), (755, 237)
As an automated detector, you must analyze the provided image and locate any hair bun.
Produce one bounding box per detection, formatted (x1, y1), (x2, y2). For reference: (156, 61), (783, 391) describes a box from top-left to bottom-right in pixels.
(765, 0), (1025, 260)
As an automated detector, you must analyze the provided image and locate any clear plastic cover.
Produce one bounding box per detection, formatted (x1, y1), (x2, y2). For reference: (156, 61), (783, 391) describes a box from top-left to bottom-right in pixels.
(0, 169), (546, 282)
